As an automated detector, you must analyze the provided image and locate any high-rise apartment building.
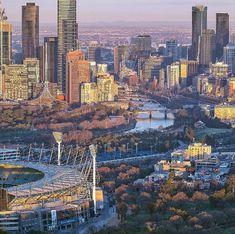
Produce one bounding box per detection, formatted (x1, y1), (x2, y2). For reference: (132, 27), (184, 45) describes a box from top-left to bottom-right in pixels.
(57, 0), (78, 93)
(44, 37), (58, 83)
(22, 3), (39, 59)
(66, 51), (90, 104)
(191, 5), (207, 60)
(199, 29), (216, 66)
(216, 13), (229, 60)
(96, 73), (118, 102)
(1, 58), (39, 100)
(167, 64), (180, 89)
(80, 72), (118, 104)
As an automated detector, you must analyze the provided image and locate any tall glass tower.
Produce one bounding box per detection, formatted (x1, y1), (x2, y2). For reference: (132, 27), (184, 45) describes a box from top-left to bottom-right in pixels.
(191, 5), (207, 61)
(57, 0), (78, 94)
(0, 4), (12, 67)
(216, 13), (229, 60)
(22, 3), (39, 60)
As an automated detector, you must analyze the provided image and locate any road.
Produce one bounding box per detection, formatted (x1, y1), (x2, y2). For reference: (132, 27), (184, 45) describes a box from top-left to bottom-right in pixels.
(98, 153), (167, 166)
(76, 197), (118, 234)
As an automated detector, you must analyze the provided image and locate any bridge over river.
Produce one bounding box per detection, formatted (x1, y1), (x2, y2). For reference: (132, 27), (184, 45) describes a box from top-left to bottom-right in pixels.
(136, 109), (175, 120)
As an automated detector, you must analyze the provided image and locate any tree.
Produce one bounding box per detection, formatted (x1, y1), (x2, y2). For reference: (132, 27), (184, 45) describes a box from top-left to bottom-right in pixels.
(192, 191), (209, 210)
(184, 126), (195, 142)
(210, 210), (227, 225)
(116, 202), (128, 222)
(170, 215), (184, 232)
(197, 212), (214, 229)
(172, 192), (189, 203)
(209, 189), (225, 208)
(226, 175), (235, 194)
(192, 192), (208, 201)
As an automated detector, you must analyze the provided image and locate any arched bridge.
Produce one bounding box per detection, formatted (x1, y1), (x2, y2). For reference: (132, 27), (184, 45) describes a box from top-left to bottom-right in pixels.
(136, 108), (175, 120)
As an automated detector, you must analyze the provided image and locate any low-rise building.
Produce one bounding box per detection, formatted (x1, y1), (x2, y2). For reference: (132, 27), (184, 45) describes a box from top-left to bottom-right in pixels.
(185, 143), (212, 160)
(211, 62), (229, 78)
(214, 105), (235, 120)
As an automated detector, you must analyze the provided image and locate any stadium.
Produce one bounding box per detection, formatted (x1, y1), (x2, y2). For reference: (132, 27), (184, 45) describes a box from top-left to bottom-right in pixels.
(0, 144), (100, 233)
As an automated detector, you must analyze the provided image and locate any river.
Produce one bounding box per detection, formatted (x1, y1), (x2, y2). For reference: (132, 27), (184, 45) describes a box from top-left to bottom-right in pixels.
(129, 101), (174, 133)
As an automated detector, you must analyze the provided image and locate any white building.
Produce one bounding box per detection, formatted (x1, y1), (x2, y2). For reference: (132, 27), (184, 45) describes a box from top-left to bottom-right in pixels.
(167, 64), (180, 89)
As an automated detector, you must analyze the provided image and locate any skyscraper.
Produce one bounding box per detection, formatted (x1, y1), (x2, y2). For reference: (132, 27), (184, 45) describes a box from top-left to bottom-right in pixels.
(167, 64), (180, 89)
(66, 50), (90, 104)
(114, 45), (129, 74)
(44, 37), (58, 84)
(191, 5), (207, 60)
(0, 10), (12, 67)
(199, 29), (216, 66)
(22, 3), (39, 59)
(166, 39), (179, 62)
(57, 0), (78, 94)
(88, 41), (102, 64)
(224, 43), (235, 74)
(231, 34), (235, 44)
(130, 35), (152, 58)
(216, 13), (229, 60)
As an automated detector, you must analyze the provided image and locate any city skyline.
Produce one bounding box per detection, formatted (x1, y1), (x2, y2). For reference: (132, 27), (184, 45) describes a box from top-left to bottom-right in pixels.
(2, 0), (235, 24)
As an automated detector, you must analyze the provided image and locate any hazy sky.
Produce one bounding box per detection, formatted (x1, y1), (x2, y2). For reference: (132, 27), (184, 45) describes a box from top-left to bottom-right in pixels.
(2, 0), (235, 24)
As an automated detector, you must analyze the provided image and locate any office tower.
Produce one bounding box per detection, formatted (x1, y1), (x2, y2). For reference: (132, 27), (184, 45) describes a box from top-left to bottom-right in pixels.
(192, 5), (207, 60)
(180, 60), (199, 80)
(57, 0), (78, 94)
(66, 51), (90, 104)
(179, 45), (190, 60)
(22, 3), (39, 59)
(143, 56), (164, 81)
(167, 64), (180, 89)
(130, 35), (152, 58)
(114, 45), (129, 74)
(0, 8), (12, 67)
(44, 37), (58, 83)
(199, 29), (216, 66)
(224, 43), (235, 74)
(216, 13), (229, 60)
(166, 39), (179, 62)
(88, 41), (101, 64)
(36, 46), (44, 82)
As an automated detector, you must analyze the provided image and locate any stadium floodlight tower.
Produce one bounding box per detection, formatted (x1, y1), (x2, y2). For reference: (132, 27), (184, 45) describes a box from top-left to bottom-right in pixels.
(53, 132), (63, 166)
(89, 144), (97, 215)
